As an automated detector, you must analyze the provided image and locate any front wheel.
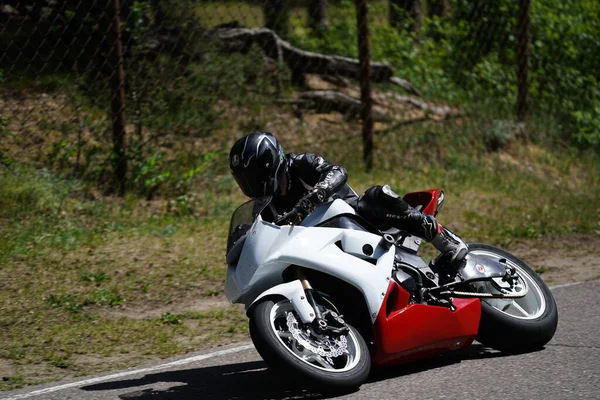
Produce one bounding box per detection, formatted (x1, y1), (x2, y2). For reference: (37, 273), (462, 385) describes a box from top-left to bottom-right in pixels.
(467, 243), (558, 353)
(249, 298), (371, 392)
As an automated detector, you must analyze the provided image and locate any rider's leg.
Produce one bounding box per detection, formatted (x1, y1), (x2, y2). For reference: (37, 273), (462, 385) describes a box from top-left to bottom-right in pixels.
(356, 185), (468, 269)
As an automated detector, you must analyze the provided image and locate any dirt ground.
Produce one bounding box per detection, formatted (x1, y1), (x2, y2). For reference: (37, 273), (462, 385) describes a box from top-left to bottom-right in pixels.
(507, 233), (600, 285)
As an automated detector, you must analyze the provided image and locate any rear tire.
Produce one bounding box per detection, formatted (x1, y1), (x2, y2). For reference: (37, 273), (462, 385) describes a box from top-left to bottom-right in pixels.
(468, 243), (558, 353)
(249, 298), (371, 393)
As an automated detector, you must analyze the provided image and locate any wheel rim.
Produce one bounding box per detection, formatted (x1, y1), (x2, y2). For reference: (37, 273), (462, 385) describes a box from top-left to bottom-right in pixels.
(468, 249), (546, 320)
(269, 300), (362, 372)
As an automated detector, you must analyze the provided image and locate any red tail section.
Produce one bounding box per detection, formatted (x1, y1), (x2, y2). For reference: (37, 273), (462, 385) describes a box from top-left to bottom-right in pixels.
(403, 189), (442, 216)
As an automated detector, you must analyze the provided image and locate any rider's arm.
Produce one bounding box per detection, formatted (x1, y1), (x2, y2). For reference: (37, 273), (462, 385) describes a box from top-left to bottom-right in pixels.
(289, 153), (348, 198)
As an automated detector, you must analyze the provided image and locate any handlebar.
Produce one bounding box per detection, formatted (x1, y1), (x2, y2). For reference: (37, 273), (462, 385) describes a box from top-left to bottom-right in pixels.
(274, 207), (301, 225)
(273, 188), (327, 226)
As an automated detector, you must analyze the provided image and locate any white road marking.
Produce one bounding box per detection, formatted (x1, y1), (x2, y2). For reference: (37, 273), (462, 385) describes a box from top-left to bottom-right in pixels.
(0, 344), (255, 400)
(550, 281), (591, 290)
(3, 280), (597, 400)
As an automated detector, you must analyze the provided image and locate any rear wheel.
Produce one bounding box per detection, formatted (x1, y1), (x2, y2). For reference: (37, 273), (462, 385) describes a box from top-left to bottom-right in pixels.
(249, 298), (370, 392)
(467, 243), (558, 352)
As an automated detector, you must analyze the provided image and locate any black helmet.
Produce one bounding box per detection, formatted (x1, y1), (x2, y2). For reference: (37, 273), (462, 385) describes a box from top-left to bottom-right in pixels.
(229, 132), (287, 198)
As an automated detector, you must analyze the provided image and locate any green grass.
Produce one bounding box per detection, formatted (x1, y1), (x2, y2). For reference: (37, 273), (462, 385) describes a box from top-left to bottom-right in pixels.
(0, 160), (256, 387)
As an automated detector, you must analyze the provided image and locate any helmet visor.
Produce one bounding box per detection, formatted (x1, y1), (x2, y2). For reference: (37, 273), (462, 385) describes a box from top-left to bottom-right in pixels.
(232, 158), (283, 198)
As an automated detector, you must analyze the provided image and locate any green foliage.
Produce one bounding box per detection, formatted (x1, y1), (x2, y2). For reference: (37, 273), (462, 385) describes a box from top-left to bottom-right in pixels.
(91, 289), (124, 306)
(120, 44), (276, 196)
(571, 105), (600, 147)
(166, 194), (202, 217)
(160, 312), (183, 325)
(0, 68), (11, 166)
(0, 168), (80, 219)
(130, 152), (172, 198)
(45, 353), (71, 369)
(528, 0), (600, 146)
(484, 120), (521, 152)
(0, 115), (10, 167)
(46, 294), (82, 313)
(289, 0), (600, 148)
(82, 271), (110, 284)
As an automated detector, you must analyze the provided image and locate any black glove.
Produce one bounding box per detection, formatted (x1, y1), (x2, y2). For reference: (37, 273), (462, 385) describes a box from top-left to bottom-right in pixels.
(298, 188), (327, 211)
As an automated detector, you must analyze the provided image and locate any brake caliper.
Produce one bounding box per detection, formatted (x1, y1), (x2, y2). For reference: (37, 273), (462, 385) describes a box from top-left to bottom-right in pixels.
(285, 312), (349, 362)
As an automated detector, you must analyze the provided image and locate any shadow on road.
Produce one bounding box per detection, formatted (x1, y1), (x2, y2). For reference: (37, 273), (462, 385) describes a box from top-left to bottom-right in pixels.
(368, 343), (509, 383)
(81, 360), (325, 400)
(81, 344), (515, 399)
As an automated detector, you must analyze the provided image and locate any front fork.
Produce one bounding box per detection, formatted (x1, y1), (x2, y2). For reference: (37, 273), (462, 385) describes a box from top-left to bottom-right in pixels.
(294, 267), (323, 320)
(293, 267), (349, 335)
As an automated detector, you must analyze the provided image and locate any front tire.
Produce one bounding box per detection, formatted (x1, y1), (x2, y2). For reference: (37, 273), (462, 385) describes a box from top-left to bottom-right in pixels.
(468, 243), (558, 353)
(249, 298), (371, 392)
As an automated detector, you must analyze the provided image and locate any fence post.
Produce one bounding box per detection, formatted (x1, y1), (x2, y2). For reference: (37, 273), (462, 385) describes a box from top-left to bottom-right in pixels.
(356, 0), (374, 172)
(106, 0), (127, 195)
(517, 0), (530, 127)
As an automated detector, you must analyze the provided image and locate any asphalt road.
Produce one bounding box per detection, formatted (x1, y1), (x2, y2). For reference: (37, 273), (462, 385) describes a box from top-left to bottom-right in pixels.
(2, 280), (599, 400)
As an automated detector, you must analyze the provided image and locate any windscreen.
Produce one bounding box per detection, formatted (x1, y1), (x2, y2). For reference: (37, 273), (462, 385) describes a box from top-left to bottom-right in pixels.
(226, 197), (272, 251)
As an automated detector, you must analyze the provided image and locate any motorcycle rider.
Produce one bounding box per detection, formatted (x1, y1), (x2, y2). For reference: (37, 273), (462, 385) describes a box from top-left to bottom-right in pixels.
(229, 131), (468, 271)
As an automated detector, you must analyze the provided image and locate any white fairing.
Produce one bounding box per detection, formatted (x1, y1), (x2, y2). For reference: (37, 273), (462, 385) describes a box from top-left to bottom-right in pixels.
(225, 200), (394, 323)
(299, 199), (356, 227)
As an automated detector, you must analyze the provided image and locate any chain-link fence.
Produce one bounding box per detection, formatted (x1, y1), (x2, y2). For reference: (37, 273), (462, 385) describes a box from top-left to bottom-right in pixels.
(1, 0), (597, 197)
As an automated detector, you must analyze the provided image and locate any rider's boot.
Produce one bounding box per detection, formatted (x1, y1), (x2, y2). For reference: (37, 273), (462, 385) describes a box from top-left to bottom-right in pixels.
(357, 184), (468, 276)
(428, 223), (469, 280)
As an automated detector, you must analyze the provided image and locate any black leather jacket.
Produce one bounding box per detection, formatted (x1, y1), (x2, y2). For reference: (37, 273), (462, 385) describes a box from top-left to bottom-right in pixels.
(262, 153), (357, 220)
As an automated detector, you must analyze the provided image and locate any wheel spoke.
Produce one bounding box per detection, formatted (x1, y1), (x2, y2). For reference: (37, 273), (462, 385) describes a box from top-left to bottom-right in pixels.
(269, 300), (361, 373)
(511, 301), (533, 318)
(470, 249), (546, 320)
(277, 331), (293, 340)
(305, 353), (335, 370)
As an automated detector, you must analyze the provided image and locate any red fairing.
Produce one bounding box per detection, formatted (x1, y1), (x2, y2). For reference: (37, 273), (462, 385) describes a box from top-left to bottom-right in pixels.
(403, 189), (441, 216)
(372, 281), (481, 366)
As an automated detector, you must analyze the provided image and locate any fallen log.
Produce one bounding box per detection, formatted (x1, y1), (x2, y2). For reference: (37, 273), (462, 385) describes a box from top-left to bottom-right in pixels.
(297, 90), (388, 121)
(283, 90), (459, 123)
(213, 27), (420, 96)
(388, 93), (459, 118)
(389, 77), (421, 96)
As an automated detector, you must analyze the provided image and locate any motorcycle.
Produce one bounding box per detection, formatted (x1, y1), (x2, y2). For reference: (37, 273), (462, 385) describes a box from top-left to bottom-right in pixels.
(224, 189), (558, 392)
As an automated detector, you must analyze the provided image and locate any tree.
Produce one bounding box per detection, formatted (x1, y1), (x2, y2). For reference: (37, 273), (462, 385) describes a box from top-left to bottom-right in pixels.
(308, 0), (329, 35)
(264, 0), (288, 36)
(428, 0), (450, 18)
(389, 0), (422, 34)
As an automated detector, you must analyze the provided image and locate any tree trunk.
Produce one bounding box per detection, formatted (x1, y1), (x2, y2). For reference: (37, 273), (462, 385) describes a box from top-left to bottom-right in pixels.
(308, 0), (328, 35)
(389, 0), (421, 34)
(264, 0), (288, 36)
(517, 0), (530, 125)
(356, 0), (374, 171)
(150, 0), (166, 27)
(105, 0), (128, 196)
(428, 0), (450, 18)
(389, 0), (408, 28)
(413, 0), (422, 37)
